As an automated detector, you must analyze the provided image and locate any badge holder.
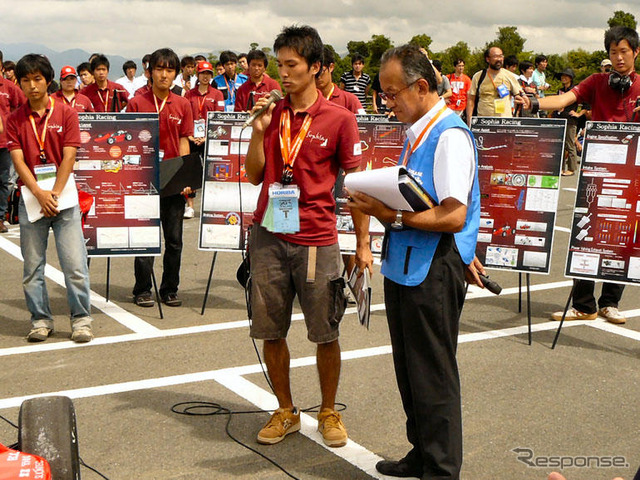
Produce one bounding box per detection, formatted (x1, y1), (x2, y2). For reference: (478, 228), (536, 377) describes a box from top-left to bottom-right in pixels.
(261, 183), (300, 234)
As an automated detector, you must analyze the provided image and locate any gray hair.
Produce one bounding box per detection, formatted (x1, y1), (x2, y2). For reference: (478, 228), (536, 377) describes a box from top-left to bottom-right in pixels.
(380, 44), (437, 91)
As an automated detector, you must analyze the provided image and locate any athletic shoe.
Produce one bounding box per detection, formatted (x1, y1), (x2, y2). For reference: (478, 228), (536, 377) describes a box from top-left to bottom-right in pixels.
(162, 293), (182, 307)
(550, 307), (597, 321)
(317, 408), (348, 447)
(183, 206), (195, 219)
(134, 292), (155, 307)
(71, 326), (93, 343)
(257, 407), (300, 445)
(27, 327), (52, 342)
(598, 306), (626, 324)
(0, 220), (8, 233)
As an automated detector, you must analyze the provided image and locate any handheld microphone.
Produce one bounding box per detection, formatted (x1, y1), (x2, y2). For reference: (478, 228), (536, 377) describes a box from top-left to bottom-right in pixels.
(242, 90), (284, 128)
(478, 273), (502, 295)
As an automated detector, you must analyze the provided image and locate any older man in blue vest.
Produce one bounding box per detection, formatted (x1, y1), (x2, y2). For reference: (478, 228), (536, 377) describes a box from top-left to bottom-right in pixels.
(349, 44), (480, 480)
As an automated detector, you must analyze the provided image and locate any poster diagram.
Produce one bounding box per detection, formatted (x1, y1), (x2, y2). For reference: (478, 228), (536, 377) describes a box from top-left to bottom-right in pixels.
(75, 113), (161, 257)
(471, 116), (566, 273)
(565, 121), (640, 285)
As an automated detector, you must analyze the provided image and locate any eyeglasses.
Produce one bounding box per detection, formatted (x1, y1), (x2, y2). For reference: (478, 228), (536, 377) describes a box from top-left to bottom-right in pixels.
(379, 80), (418, 102)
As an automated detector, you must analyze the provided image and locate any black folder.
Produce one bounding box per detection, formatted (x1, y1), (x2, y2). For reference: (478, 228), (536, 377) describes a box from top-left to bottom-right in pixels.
(159, 153), (203, 198)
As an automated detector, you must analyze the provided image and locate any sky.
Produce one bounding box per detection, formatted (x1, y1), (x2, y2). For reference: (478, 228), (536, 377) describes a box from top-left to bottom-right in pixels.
(0, 0), (638, 59)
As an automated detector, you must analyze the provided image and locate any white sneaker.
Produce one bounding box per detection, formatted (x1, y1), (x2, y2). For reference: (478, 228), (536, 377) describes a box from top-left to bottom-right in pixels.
(183, 206), (195, 219)
(598, 306), (626, 324)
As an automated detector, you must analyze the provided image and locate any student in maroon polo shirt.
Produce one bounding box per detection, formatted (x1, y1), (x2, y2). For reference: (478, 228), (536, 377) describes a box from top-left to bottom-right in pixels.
(245, 25), (372, 448)
(127, 48), (194, 308)
(81, 54), (128, 112)
(6, 54), (93, 343)
(315, 46), (365, 115)
(52, 66), (94, 113)
(234, 49), (281, 112)
(0, 49), (27, 233)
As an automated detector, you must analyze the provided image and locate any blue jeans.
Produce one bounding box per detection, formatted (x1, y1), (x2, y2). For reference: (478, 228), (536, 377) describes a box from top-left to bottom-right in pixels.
(19, 200), (92, 329)
(0, 148), (10, 218)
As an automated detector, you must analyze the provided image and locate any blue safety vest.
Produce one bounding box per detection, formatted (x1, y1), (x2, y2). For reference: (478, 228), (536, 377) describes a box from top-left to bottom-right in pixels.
(381, 113), (480, 287)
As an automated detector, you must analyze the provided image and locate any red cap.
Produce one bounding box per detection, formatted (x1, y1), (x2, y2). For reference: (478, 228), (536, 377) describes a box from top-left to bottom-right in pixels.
(60, 65), (77, 79)
(197, 61), (214, 74)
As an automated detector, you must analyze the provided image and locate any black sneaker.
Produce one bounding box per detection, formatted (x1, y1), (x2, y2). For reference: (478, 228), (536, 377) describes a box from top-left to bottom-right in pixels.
(162, 293), (182, 307)
(134, 292), (155, 307)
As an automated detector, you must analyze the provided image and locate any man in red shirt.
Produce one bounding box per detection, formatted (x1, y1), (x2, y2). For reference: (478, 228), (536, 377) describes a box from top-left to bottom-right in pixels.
(245, 25), (372, 448)
(81, 54), (128, 112)
(0, 49), (26, 233)
(127, 48), (194, 308)
(234, 50), (281, 112)
(52, 66), (94, 113)
(6, 54), (93, 343)
(519, 25), (638, 325)
(315, 46), (364, 114)
(447, 58), (471, 116)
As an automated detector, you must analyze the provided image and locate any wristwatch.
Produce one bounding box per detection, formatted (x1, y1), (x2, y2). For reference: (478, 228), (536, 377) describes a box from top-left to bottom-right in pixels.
(391, 210), (403, 230)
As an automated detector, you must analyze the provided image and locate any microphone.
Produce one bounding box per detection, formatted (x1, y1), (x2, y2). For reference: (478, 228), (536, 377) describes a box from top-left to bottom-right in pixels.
(477, 273), (502, 295)
(242, 90), (284, 128)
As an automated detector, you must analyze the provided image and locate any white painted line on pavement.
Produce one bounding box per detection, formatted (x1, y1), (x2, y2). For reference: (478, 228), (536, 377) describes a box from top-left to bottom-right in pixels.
(554, 226), (571, 233)
(563, 187), (577, 192)
(0, 235), (158, 334)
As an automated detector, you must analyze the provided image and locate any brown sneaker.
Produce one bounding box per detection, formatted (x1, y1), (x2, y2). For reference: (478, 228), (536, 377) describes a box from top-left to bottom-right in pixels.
(257, 407), (300, 445)
(317, 408), (348, 447)
(550, 307), (597, 321)
(598, 306), (626, 324)
(0, 220), (8, 234)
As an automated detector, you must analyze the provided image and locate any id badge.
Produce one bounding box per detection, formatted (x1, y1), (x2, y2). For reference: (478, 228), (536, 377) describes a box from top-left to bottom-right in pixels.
(194, 119), (206, 139)
(33, 164), (57, 182)
(496, 83), (509, 98)
(494, 98), (506, 114)
(263, 183), (300, 234)
(159, 149), (165, 162)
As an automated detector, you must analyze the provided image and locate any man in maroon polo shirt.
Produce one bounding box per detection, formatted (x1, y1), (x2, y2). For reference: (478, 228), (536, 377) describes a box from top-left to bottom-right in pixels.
(0, 49), (26, 233)
(6, 54), (93, 343)
(52, 66), (94, 113)
(127, 48), (194, 308)
(234, 50), (281, 112)
(315, 46), (365, 115)
(245, 25), (372, 448)
(81, 54), (128, 112)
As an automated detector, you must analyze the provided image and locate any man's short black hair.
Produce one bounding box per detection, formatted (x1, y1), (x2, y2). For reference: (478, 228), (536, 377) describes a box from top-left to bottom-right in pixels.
(247, 49), (268, 68)
(148, 48), (180, 72)
(194, 54), (207, 62)
(15, 54), (54, 83)
(238, 53), (247, 60)
(181, 55), (195, 68)
(504, 55), (518, 69)
(122, 60), (136, 74)
(273, 24), (323, 72)
(453, 58), (465, 67)
(321, 46), (335, 67)
(77, 61), (91, 74)
(534, 54), (547, 66)
(380, 43), (437, 92)
(3, 60), (15, 72)
(519, 61), (534, 74)
(0, 51), (4, 65)
(219, 51), (238, 65)
(604, 26), (640, 53)
(90, 54), (110, 72)
(215, 61), (222, 68)
(351, 53), (365, 64)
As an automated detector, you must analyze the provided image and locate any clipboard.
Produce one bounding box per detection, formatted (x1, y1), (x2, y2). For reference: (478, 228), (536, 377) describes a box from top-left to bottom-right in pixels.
(159, 152), (203, 197)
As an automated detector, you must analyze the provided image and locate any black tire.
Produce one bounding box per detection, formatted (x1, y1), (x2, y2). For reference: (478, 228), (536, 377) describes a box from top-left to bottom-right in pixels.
(125, 134), (132, 141)
(107, 137), (115, 144)
(18, 396), (81, 480)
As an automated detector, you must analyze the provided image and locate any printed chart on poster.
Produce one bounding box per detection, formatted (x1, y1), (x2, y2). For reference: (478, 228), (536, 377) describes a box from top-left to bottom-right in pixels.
(198, 111), (258, 251)
(335, 114), (408, 254)
(471, 116), (566, 273)
(565, 121), (640, 285)
(75, 112), (161, 257)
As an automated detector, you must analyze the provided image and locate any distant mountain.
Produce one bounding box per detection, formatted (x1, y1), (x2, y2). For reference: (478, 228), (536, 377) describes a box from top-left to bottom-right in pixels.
(1, 43), (143, 81)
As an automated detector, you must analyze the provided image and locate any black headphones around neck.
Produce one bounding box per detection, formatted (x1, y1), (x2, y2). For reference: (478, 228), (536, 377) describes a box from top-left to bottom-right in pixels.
(609, 71), (632, 92)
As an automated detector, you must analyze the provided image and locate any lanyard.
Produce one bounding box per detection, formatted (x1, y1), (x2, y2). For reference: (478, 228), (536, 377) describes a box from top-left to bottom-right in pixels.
(197, 92), (207, 115)
(325, 84), (335, 100)
(223, 75), (236, 99)
(279, 109), (312, 184)
(153, 93), (168, 113)
(97, 88), (110, 111)
(63, 94), (76, 108)
(400, 105), (448, 166)
(28, 97), (55, 163)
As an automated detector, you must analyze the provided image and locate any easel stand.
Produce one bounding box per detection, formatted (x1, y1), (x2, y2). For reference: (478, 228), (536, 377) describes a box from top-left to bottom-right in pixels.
(517, 272), (533, 345)
(201, 252), (218, 315)
(551, 283), (575, 349)
(88, 256), (164, 318)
